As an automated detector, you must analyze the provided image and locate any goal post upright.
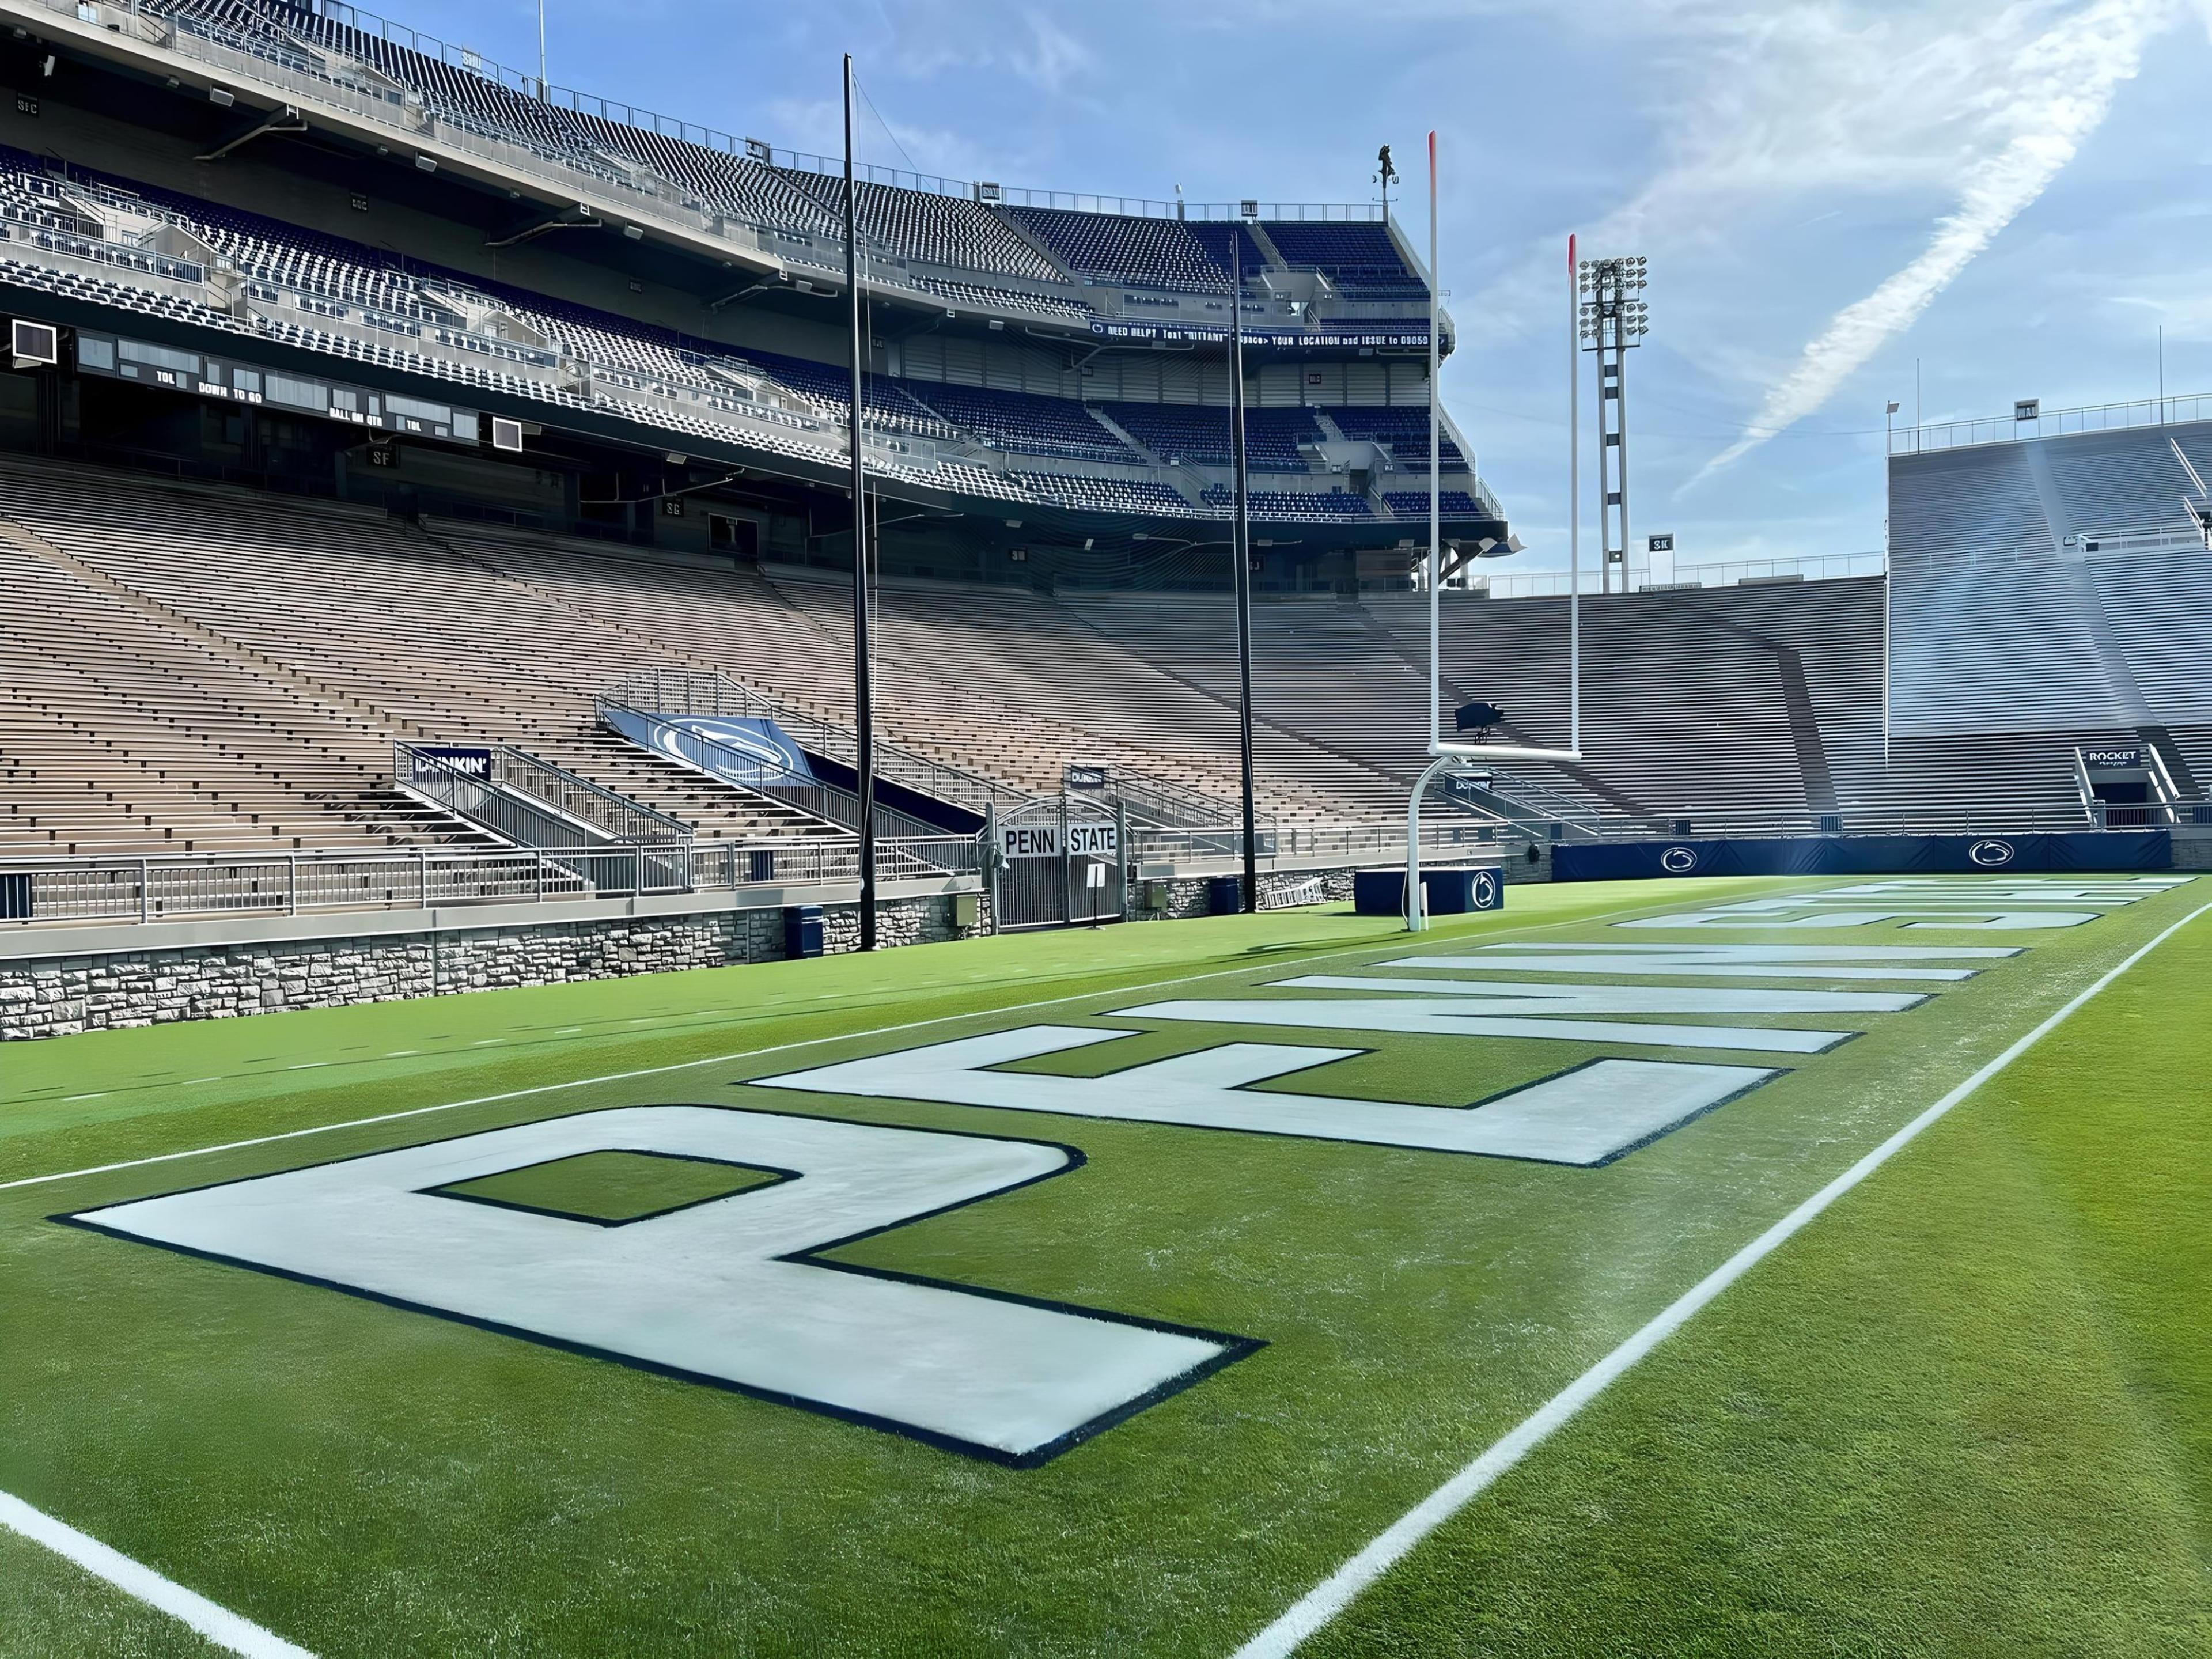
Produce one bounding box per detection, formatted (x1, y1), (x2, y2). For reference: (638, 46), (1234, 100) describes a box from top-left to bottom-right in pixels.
(1406, 198), (1585, 932)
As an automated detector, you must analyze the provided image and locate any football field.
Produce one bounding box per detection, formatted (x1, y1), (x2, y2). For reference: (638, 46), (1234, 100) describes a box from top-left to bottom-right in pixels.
(3, 873), (2209, 1657)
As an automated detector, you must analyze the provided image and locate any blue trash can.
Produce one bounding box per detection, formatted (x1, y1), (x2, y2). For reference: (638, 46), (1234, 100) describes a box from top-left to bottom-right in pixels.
(783, 904), (824, 959)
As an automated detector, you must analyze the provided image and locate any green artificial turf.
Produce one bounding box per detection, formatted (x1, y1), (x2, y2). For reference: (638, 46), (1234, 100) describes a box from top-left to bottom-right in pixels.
(434, 1149), (785, 1224)
(0, 874), (2203, 1657)
(0, 1527), (221, 1658)
(1306, 898), (2212, 1657)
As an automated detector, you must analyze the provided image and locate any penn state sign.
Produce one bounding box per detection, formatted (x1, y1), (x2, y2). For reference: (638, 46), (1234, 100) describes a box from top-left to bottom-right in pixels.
(1968, 839), (2017, 868)
(1660, 846), (1700, 874)
(1001, 822), (1119, 861)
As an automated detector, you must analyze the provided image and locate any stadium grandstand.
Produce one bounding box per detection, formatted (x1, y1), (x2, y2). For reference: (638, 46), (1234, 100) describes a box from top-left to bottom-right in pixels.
(0, 0), (2202, 959)
(4, 8), (2212, 1659)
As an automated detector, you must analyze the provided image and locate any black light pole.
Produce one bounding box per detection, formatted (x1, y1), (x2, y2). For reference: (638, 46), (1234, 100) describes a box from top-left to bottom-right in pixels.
(843, 54), (877, 949)
(1230, 233), (1259, 913)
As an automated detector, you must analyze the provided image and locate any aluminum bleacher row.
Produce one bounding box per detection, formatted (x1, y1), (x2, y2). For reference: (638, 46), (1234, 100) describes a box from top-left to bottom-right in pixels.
(0, 143), (1492, 524)
(1887, 418), (2212, 739)
(2, 454), (2188, 865)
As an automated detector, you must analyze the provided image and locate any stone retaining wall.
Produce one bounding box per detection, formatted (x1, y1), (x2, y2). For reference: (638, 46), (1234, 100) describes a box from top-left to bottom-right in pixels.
(1, 891), (985, 1041)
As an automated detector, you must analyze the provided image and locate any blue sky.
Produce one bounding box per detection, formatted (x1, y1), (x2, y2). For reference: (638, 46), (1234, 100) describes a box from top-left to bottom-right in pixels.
(363, 1), (2208, 571)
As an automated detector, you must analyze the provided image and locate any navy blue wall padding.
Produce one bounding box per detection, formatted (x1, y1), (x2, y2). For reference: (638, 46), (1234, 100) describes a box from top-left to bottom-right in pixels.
(801, 752), (984, 834)
(1552, 831), (2172, 883)
(1353, 866), (1506, 915)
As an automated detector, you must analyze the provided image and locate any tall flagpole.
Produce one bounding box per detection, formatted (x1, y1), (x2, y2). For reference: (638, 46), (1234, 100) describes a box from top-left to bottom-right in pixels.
(1426, 130), (1441, 752)
(843, 54), (877, 950)
(1231, 233), (1258, 914)
(1568, 233), (1580, 754)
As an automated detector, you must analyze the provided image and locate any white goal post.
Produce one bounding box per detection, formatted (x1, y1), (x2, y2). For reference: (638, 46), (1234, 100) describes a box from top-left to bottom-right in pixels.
(1405, 168), (1585, 931)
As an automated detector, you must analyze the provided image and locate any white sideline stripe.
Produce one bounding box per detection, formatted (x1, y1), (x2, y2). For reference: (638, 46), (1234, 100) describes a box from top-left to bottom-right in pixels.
(0, 889), (1703, 1195)
(1230, 898), (2212, 1659)
(0, 1490), (315, 1658)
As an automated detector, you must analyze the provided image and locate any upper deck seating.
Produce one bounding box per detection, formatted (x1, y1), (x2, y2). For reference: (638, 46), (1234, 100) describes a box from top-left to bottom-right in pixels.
(1259, 222), (1422, 297)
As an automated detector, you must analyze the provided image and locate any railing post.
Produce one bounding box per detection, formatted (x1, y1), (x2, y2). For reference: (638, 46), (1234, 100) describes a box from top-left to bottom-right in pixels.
(138, 857), (149, 924)
(287, 854), (298, 916)
(418, 847), (429, 909)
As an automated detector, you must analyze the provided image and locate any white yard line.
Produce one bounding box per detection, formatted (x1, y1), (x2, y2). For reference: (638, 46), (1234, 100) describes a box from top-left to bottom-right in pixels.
(0, 1490), (315, 1658)
(1230, 897), (2212, 1659)
(0, 892), (1686, 1196)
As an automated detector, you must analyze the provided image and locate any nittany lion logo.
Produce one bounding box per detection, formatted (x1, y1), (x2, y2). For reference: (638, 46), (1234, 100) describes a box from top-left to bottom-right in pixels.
(1968, 839), (2017, 868)
(1660, 846), (1700, 874)
(1472, 870), (1499, 909)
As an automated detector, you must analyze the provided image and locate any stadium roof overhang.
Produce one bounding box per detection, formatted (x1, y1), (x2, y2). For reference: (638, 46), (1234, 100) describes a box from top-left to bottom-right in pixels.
(0, 276), (1502, 556)
(0, 2), (1453, 356)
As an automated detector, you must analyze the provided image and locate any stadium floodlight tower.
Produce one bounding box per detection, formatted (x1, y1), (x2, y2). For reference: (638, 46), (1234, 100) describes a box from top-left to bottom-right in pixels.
(1402, 149), (1585, 933)
(1578, 253), (1649, 594)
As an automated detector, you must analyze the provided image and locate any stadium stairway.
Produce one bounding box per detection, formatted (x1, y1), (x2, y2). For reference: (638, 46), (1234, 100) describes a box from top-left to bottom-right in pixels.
(433, 528), (1114, 808)
(442, 521), (1372, 821)
(774, 573), (1403, 821)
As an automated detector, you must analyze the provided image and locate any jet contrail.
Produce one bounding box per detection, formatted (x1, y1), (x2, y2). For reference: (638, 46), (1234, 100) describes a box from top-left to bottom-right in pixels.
(1685, 0), (2168, 490)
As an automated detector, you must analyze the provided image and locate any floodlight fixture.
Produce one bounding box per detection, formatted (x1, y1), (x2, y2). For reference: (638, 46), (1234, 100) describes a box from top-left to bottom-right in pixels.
(1578, 253), (1652, 593)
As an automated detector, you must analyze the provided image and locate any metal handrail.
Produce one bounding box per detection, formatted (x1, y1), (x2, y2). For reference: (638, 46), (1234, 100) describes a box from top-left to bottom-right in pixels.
(594, 700), (970, 868)
(1464, 551), (1885, 599)
(395, 742), (694, 893)
(1891, 393), (2212, 454)
(1131, 820), (1521, 864)
(252, 0), (1382, 224)
(494, 746), (692, 846)
(1555, 801), (2143, 839)
(0, 834), (986, 929)
(1074, 766), (1251, 830)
